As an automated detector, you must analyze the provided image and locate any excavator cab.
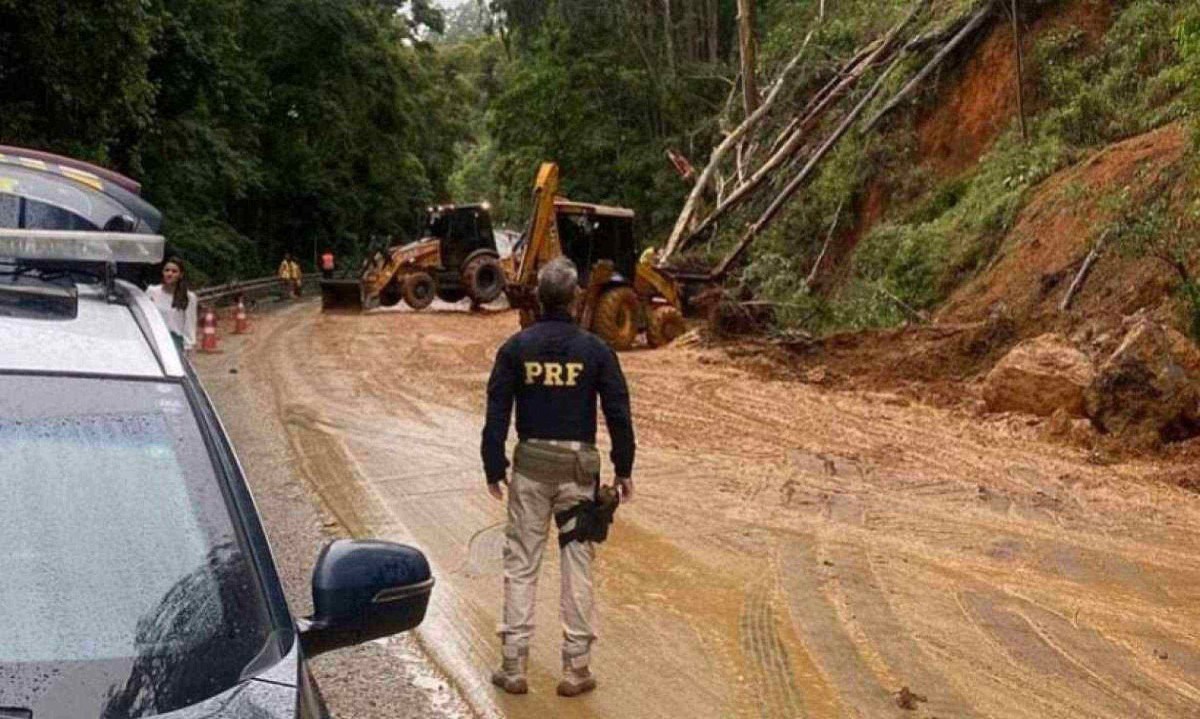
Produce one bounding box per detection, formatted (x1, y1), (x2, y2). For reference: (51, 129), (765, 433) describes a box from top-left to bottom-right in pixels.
(425, 204), (495, 275)
(556, 205), (637, 287)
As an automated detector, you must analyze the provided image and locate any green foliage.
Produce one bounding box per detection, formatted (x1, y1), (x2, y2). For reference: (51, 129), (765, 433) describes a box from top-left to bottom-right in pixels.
(739, 0), (1200, 335)
(1102, 156), (1200, 338)
(1175, 14), (1200, 60)
(0, 0), (157, 161)
(1180, 280), (1200, 341)
(0, 0), (464, 281)
(454, 0), (734, 237)
(1035, 0), (1200, 146)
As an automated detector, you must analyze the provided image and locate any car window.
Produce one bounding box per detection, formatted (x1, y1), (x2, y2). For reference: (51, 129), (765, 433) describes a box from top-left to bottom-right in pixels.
(0, 193), (17, 227)
(0, 192), (98, 230)
(23, 197), (97, 230)
(0, 375), (274, 718)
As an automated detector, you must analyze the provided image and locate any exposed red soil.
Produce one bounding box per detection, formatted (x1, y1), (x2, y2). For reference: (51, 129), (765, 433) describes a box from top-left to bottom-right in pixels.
(747, 3), (1193, 462)
(744, 123), (1195, 459)
(723, 317), (1016, 411)
(916, 0), (1113, 178)
(813, 180), (890, 290)
(825, 0), (1115, 281)
(939, 122), (1190, 328)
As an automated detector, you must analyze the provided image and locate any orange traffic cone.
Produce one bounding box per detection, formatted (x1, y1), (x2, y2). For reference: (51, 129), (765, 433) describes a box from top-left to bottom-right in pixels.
(233, 296), (251, 334)
(200, 306), (222, 353)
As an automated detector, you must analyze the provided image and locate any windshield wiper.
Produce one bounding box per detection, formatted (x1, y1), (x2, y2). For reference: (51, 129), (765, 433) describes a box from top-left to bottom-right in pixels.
(0, 707), (33, 719)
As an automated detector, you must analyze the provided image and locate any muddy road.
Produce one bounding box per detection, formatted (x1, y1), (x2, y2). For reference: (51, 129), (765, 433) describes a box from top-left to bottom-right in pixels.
(197, 300), (1200, 719)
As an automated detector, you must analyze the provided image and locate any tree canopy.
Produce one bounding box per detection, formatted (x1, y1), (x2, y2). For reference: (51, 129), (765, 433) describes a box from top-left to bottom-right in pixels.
(0, 0), (462, 282)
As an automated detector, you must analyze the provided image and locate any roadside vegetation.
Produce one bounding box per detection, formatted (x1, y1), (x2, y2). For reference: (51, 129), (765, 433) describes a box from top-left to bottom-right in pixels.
(738, 0), (1200, 334)
(0, 0), (461, 283)
(3, 0), (1198, 330)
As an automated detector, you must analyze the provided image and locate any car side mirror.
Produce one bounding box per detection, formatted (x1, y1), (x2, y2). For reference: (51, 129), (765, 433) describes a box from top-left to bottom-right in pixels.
(299, 539), (434, 658)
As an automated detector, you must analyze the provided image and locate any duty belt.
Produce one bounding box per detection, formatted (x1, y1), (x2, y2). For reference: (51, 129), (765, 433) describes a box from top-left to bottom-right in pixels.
(525, 438), (594, 452)
(514, 439), (600, 484)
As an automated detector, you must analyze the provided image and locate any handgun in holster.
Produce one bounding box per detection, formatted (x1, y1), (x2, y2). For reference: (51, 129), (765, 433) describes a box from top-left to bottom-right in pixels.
(555, 478), (620, 547)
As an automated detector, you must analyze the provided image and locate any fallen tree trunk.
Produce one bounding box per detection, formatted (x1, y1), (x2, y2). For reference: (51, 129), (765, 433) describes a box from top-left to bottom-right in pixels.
(711, 52), (906, 280)
(661, 31), (816, 259)
(903, 8), (978, 52)
(766, 38), (884, 156)
(862, 0), (996, 134)
(1060, 230), (1110, 311)
(679, 0), (929, 256)
(876, 283), (928, 322)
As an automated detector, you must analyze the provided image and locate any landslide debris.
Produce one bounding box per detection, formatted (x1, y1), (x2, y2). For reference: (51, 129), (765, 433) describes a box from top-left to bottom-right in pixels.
(1085, 317), (1200, 447)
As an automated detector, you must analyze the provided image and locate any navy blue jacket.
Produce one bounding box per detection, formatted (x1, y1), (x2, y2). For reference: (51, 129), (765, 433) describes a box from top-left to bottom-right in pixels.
(482, 309), (635, 483)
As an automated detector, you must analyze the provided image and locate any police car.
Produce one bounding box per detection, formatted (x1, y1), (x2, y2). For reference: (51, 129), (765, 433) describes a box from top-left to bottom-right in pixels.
(0, 149), (434, 718)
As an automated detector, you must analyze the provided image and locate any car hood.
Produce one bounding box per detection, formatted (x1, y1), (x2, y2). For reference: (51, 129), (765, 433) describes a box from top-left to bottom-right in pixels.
(0, 644), (299, 719)
(158, 678), (296, 718)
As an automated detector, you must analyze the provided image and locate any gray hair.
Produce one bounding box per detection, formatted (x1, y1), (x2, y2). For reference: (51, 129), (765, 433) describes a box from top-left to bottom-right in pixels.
(537, 257), (579, 311)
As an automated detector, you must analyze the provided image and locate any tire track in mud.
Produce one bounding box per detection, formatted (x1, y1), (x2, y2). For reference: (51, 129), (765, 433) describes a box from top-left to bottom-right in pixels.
(456, 521), (506, 578)
(243, 306), (392, 538)
(280, 403), (390, 536)
(228, 304), (1200, 719)
(738, 571), (806, 719)
(957, 585), (1200, 718)
(775, 537), (899, 717)
(826, 540), (976, 717)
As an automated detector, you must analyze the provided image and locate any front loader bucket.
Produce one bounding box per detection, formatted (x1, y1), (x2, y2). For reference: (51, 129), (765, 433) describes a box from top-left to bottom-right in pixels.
(320, 279), (365, 311)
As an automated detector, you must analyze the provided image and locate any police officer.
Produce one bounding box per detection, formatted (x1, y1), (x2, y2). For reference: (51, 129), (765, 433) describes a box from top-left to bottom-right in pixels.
(481, 256), (635, 698)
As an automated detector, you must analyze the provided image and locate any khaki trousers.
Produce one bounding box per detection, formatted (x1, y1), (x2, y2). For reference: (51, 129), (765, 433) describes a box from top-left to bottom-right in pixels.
(499, 453), (597, 660)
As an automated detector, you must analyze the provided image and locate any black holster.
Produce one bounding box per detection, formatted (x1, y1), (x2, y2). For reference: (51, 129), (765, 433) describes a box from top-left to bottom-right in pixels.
(555, 481), (620, 547)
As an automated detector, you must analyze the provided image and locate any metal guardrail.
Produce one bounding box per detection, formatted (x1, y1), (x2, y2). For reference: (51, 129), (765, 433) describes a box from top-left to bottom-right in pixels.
(196, 273), (321, 305)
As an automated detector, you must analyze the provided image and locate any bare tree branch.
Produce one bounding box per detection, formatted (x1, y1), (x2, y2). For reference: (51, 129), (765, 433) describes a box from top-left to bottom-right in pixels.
(682, 0), (928, 253)
(806, 198), (845, 287)
(710, 52), (906, 280)
(1060, 229), (1111, 311)
(661, 29), (816, 259)
(861, 0), (996, 134)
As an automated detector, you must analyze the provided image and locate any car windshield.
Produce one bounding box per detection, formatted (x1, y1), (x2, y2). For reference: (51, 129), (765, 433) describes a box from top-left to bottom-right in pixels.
(0, 375), (275, 718)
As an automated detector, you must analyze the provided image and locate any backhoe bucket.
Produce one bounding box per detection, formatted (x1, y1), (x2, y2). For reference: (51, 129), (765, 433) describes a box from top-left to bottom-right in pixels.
(320, 278), (365, 311)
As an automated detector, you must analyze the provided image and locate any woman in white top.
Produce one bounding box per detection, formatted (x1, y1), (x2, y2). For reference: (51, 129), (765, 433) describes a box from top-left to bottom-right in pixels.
(146, 257), (198, 354)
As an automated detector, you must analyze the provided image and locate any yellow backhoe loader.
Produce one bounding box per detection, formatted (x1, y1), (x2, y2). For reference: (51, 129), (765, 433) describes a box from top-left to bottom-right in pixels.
(504, 162), (687, 350)
(322, 203), (505, 311)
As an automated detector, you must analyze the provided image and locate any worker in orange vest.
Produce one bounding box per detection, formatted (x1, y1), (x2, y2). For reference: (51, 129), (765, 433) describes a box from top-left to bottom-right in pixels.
(321, 249), (335, 279)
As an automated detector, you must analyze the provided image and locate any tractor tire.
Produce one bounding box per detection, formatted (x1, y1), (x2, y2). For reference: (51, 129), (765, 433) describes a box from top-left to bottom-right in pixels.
(462, 255), (505, 304)
(436, 288), (466, 303)
(646, 305), (686, 348)
(592, 286), (639, 351)
(403, 272), (436, 310)
(379, 280), (403, 308)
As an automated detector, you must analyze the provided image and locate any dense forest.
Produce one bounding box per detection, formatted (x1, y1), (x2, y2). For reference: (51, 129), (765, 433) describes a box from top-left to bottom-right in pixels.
(0, 0), (749, 282)
(4, 0), (1200, 335)
(0, 0), (459, 282)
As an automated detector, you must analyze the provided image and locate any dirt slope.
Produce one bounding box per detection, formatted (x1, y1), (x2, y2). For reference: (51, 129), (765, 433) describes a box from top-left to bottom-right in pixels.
(916, 0), (1112, 178)
(782, 121), (1193, 419)
(939, 122), (1190, 327)
(831, 0), (1115, 258)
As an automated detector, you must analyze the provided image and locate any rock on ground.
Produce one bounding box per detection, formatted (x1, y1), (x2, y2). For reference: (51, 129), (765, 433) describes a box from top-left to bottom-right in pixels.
(1084, 318), (1200, 446)
(983, 333), (1094, 416)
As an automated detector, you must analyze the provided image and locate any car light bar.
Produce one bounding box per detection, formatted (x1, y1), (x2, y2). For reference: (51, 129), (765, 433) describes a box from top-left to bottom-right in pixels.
(0, 228), (164, 264)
